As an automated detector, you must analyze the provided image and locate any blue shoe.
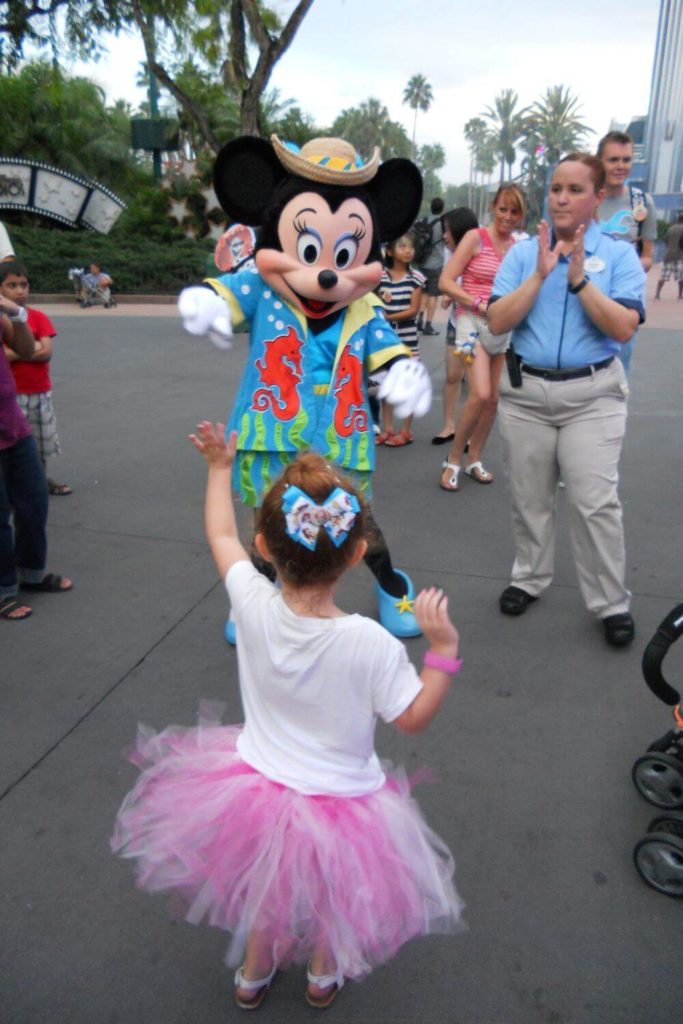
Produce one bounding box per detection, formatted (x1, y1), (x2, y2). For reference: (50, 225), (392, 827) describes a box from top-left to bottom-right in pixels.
(375, 569), (421, 638)
(224, 615), (236, 646)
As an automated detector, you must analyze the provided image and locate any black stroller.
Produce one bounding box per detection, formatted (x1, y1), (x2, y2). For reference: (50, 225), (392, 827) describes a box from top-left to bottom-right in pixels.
(631, 604), (683, 897)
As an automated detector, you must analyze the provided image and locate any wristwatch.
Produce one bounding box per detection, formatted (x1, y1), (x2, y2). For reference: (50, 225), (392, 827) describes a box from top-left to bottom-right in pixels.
(568, 277), (589, 295)
(8, 306), (28, 323)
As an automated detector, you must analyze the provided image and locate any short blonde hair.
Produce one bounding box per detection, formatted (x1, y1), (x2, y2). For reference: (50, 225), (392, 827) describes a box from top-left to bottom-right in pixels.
(492, 184), (527, 220)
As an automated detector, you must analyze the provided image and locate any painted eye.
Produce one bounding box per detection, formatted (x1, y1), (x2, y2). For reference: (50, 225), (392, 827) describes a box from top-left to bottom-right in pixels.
(333, 237), (359, 269)
(297, 231), (321, 265)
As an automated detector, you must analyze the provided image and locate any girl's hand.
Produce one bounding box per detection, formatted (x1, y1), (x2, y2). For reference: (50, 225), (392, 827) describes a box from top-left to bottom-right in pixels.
(566, 225), (586, 290)
(189, 422), (235, 468)
(440, 296), (452, 310)
(415, 587), (460, 655)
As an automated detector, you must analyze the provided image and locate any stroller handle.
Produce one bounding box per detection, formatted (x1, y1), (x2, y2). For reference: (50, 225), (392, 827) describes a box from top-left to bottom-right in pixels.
(641, 603), (683, 706)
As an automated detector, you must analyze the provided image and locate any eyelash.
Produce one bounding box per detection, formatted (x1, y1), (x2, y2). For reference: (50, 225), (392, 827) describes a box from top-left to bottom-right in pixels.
(293, 219), (366, 242)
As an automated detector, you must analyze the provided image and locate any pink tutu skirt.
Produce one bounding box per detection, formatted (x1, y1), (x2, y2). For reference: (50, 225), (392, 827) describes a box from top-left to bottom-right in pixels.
(111, 707), (464, 979)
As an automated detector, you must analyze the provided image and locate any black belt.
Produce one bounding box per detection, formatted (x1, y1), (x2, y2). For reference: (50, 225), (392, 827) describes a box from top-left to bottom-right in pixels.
(521, 356), (614, 382)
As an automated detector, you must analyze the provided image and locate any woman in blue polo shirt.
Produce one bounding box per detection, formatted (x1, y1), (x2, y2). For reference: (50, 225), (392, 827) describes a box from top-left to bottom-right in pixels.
(487, 153), (645, 647)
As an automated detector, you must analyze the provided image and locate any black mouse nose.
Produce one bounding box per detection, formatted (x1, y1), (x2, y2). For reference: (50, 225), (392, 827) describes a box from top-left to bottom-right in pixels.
(318, 270), (338, 290)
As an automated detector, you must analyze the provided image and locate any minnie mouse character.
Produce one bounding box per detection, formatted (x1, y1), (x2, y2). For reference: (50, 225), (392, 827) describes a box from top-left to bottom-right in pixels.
(178, 135), (431, 638)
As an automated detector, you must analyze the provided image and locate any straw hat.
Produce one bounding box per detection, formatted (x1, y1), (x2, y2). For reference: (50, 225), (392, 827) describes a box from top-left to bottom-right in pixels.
(271, 134), (381, 186)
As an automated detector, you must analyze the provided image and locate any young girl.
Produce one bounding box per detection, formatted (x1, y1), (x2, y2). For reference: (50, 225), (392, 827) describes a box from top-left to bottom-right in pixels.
(438, 185), (526, 491)
(112, 424), (464, 1010)
(376, 235), (425, 447)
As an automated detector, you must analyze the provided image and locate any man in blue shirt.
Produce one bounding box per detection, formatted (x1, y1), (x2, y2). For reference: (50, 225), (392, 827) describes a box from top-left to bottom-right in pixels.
(488, 154), (645, 647)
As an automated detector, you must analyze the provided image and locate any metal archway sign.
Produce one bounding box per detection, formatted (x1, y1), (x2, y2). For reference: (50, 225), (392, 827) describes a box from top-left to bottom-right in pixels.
(0, 158), (126, 233)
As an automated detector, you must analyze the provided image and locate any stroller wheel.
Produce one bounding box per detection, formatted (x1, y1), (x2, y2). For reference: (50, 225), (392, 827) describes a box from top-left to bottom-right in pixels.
(647, 812), (683, 836)
(633, 831), (683, 897)
(632, 752), (683, 808)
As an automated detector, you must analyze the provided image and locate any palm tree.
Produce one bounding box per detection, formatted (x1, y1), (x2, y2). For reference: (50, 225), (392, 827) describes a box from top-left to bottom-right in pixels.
(402, 74), (434, 159)
(528, 85), (593, 164)
(481, 89), (528, 184)
(332, 98), (411, 160)
(464, 117), (490, 208)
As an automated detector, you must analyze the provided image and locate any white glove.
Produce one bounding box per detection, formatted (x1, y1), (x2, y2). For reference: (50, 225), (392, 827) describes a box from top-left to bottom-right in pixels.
(377, 359), (432, 419)
(178, 286), (233, 350)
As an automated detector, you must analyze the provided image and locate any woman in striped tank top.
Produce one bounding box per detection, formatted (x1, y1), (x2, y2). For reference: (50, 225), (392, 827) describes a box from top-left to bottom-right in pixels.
(437, 185), (526, 491)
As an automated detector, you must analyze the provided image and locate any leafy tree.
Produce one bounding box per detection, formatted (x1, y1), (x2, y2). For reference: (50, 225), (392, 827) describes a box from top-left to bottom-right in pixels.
(464, 117), (490, 209)
(2, 2), (315, 148)
(0, 60), (143, 192)
(0, 1), (122, 70)
(442, 182), (471, 210)
(481, 88), (528, 184)
(331, 98), (411, 161)
(130, 0), (315, 145)
(528, 85), (593, 164)
(402, 73), (433, 159)
(267, 103), (318, 147)
(417, 142), (445, 175)
(520, 86), (594, 226)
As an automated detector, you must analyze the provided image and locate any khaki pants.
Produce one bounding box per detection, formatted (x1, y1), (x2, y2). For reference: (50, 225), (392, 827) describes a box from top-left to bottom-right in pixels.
(497, 358), (630, 618)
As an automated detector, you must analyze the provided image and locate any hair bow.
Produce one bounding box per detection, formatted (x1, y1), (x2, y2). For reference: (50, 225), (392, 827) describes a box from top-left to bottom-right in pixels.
(281, 485), (360, 551)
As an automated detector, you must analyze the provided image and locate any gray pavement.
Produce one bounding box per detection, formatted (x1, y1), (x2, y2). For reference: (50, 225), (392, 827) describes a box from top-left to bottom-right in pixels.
(2, 304), (682, 1024)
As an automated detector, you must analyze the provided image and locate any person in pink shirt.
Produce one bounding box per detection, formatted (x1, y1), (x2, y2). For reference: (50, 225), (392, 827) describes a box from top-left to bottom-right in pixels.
(438, 185), (526, 491)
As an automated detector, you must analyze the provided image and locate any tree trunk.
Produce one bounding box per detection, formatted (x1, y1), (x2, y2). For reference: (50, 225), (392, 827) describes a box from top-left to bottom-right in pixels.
(238, 0), (315, 137)
(131, 0), (221, 153)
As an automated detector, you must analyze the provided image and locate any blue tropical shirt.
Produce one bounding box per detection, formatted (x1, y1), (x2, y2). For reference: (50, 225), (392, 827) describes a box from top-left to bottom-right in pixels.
(207, 267), (409, 473)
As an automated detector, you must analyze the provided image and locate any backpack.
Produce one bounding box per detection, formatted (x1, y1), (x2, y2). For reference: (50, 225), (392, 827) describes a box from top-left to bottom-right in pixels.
(629, 185), (647, 255)
(412, 215), (441, 265)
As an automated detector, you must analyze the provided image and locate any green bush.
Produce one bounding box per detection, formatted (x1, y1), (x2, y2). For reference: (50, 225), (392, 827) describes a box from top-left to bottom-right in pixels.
(5, 221), (216, 293)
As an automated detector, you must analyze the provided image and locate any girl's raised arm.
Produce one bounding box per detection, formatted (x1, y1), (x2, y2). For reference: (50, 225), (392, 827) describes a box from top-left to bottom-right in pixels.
(189, 424), (249, 579)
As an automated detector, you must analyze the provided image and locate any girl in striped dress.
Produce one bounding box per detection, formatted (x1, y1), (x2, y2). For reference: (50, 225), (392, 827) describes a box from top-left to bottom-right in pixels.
(376, 235), (425, 447)
(438, 185), (526, 491)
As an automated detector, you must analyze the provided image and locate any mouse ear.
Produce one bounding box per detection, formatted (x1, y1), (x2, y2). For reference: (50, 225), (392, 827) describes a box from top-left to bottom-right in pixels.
(366, 159), (423, 243)
(213, 136), (287, 225)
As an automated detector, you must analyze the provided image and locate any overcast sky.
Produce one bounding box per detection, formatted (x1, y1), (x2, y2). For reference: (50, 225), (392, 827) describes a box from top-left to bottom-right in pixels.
(70, 0), (661, 184)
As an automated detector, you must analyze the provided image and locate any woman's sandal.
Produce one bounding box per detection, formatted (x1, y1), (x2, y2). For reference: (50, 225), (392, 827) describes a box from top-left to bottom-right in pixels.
(48, 480), (73, 496)
(0, 596), (33, 621)
(20, 573), (73, 593)
(375, 430), (394, 446)
(385, 429), (413, 447)
(440, 460), (461, 491)
(234, 965), (277, 1010)
(305, 964), (345, 1009)
(464, 461), (493, 484)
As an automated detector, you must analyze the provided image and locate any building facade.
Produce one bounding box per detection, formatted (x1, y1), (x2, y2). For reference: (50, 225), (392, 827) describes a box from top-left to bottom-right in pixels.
(644, 0), (683, 197)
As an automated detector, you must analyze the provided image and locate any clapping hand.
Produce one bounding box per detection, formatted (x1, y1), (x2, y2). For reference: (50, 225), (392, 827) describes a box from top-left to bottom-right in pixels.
(189, 422), (236, 469)
(566, 225), (586, 290)
(536, 220), (572, 280)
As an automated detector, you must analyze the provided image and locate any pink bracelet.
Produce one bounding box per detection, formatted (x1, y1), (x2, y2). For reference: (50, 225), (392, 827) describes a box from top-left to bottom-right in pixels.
(471, 296), (484, 313)
(423, 650), (462, 674)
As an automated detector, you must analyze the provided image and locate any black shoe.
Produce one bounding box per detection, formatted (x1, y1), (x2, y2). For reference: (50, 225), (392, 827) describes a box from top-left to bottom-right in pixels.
(499, 585), (537, 616)
(431, 432), (455, 445)
(422, 324), (439, 336)
(602, 612), (635, 647)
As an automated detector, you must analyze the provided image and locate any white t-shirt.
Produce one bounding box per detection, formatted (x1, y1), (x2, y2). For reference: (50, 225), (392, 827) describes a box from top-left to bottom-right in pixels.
(226, 560), (423, 796)
(0, 222), (14, 259)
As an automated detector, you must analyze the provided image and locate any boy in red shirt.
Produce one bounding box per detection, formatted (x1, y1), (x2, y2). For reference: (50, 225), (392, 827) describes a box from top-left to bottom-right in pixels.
(0, 261), (71, 495)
